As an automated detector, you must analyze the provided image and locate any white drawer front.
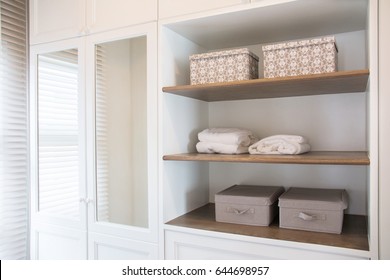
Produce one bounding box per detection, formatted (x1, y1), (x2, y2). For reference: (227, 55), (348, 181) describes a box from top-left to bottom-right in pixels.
(165, 229), (369, 260)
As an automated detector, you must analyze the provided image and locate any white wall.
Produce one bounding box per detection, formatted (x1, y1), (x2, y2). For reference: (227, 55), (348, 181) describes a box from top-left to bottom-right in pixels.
(379, 0), (390, 260)
(162, 27), (210, 222)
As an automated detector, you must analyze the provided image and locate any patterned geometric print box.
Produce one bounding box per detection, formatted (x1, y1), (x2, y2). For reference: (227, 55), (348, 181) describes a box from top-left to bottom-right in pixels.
(262, 36), (338, 78)
(215, 185), (284, 226)
(278, 187), (348, 234)
(190, 48), (259, 85)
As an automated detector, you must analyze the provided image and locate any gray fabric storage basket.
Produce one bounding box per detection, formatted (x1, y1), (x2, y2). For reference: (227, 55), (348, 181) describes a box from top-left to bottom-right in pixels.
(278, 187), (348, 234)
(215, 185), (285, 226)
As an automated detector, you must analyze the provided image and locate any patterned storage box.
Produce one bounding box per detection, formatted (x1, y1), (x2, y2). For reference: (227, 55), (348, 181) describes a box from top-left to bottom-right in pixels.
(190, 48), (259, 85)
(278, 187), (348, 234)
(262, 36), (338, 78)
(215, 185), (284, 226)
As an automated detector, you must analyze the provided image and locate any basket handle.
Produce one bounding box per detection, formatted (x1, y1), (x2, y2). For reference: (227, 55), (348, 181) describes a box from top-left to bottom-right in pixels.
(298, 212), (316, 221)
(226, 207), (254, 215)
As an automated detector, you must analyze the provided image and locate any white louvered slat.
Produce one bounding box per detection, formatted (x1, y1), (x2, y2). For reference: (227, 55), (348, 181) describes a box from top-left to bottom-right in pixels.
(0, 0), (27, 260)
(95, 45), (109, 222)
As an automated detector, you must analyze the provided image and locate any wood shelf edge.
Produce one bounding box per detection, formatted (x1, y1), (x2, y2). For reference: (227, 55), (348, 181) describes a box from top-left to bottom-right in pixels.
(163, 69), (369, 91)
(163, 151), (370, 165)
(162, 69), (370, 102)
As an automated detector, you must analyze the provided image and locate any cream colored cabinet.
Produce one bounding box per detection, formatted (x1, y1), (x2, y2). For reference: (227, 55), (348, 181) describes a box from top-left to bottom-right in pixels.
(165, 229), (370, 260)
(88, 232), (158, 260)
(30, 0), (157, 44)
(30, 22), (159, 259)
(158, 0), (249, 19)
(29, 0), (86, 45)
(85, 0), (157, 35)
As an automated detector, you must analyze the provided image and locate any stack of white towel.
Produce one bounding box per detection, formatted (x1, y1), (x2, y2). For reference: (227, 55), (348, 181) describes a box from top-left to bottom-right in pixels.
(196, 128), (259, 154)
(248, 134), (311, 155)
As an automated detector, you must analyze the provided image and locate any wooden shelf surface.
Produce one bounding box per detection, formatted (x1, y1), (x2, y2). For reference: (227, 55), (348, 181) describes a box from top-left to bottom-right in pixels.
(162, 70), (369, 102)
(166, 203), (369, 252)
(163, 151), (370, 165)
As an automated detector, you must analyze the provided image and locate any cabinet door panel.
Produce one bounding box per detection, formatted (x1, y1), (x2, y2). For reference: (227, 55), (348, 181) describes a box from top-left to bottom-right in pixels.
(87, 0), (157, 33)
(165, 230), (369, 260)
(31, 223), (87, 260)
(30, 0), (86, 44)
(88, 232), (158, 260)
(86, 23), (158, 243)
(30, 39), (87, 231)
(159, 0), (248, 19)
(30, 39), (87, 260)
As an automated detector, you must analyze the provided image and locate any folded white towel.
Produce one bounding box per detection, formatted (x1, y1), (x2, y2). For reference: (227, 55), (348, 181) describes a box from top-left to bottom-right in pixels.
(249, 135), (311, 155)
(198, 128), (258, 146)
(196, 141), (249, 154)
(259, 134), (309, 144)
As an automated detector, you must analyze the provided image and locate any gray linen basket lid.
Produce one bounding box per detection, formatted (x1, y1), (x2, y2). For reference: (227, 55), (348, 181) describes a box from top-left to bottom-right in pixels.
(216, 185), (285, 206)
(278, 187), (348, 210)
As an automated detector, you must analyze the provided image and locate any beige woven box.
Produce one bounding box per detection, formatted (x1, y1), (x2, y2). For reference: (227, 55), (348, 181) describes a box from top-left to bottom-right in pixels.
(278, 187), (348, 234)
(262, 36), (338, 78)
(215, 185), (284, 226)
(190, 48), (259, 85)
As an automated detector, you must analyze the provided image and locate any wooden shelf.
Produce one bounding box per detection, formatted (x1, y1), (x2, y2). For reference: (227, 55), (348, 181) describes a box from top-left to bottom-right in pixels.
(166, 203), (369, 252)
(163, 151), (370, 165)
(162, 70), (369, 102)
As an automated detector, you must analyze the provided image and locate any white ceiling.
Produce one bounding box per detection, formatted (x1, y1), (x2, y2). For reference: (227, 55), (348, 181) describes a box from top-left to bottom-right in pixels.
(164, 0), (368, 49)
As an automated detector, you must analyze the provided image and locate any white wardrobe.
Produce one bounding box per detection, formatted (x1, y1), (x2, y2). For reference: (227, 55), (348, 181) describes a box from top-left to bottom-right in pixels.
(29, 0), (158, 259)
(29, 0), (390, 260)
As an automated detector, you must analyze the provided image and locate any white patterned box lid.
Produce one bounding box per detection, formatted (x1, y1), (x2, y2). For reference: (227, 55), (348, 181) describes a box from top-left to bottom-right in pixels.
(190, 48), (259, 60)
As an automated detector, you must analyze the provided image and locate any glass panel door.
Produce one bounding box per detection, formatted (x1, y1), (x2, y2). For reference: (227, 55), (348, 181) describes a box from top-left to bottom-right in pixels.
(37, 49), (82, 221)
(95, 36), (148, 228)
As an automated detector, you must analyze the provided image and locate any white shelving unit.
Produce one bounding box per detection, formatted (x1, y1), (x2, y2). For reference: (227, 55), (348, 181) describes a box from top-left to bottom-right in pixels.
(159, 0), (378, 259)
